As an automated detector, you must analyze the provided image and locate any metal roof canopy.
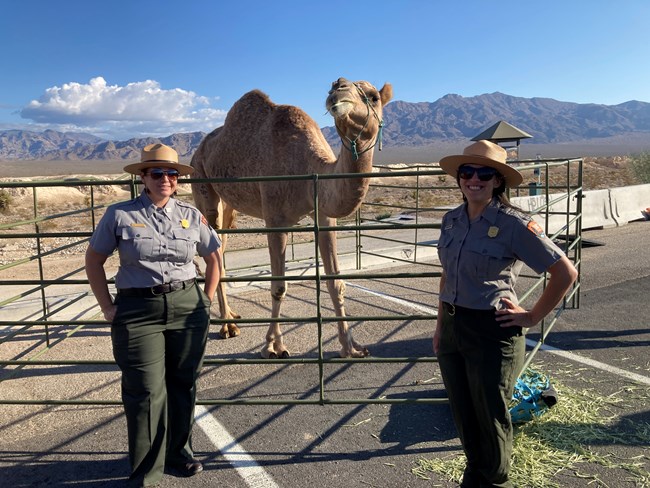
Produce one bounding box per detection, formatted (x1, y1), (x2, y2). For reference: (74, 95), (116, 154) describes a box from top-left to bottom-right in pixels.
(472, 120), (532, 160)
(472, 120), (532, 142)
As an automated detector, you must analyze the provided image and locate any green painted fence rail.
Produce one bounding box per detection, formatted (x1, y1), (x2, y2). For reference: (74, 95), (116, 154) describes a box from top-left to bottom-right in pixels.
(0, 159), (582, 405)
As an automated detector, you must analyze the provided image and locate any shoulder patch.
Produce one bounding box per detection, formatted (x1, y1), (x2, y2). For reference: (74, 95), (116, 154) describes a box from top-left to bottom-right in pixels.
(527, 220), (546, 237)
(200, 214), (209, 226)
(175, 199), (191, 208)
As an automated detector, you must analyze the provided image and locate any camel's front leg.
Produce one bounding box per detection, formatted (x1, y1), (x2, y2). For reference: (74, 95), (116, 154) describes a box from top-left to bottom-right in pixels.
(318, 215), (369, 358)
(215, 202), (241, 338)
(191, 178), (240, 339)
(262, 229), (289, 359)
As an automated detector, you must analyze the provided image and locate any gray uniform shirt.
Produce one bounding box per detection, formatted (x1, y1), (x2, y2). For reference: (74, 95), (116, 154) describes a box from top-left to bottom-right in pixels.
(89, 191), (221, 289)
(437, 199), (565, 310)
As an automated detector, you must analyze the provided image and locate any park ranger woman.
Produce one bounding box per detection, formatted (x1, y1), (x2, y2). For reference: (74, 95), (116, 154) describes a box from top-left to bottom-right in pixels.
(433, 140), (578, 487)
(85, 143), (221, 487)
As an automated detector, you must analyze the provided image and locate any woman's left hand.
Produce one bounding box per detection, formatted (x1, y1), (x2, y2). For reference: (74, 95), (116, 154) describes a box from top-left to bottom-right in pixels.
(495, 298), (535, 328)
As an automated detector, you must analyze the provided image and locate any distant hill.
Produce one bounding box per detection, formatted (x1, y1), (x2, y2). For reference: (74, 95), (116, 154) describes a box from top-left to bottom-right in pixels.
(0, 130), (206, 161)
(2, 92), (650, 160)
(323, 92), (650, 146)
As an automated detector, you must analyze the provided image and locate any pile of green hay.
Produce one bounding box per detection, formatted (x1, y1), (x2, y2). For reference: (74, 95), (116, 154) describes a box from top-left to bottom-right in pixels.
(413, 381), (650, 487)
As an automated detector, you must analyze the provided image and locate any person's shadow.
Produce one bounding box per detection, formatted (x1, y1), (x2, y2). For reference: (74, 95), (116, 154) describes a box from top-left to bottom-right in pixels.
(379, 389), (457, 451)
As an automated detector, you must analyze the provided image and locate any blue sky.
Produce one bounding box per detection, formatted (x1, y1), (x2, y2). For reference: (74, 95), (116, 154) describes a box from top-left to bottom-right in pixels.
(1, 0), (648, 140)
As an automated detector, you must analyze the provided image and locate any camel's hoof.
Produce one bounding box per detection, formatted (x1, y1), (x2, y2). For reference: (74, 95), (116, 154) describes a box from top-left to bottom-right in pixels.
(218, 324), (240, 339)
(261, 351), (290, 359)
(341, 348), (370, 358)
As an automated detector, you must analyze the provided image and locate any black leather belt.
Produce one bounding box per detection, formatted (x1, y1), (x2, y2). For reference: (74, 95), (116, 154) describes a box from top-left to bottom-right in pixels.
(443, 302), (494, 317)
(118, 278), (196, 297)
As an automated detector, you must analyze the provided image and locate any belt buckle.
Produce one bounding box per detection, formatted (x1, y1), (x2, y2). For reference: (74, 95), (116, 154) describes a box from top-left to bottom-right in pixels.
(151, 284), (166, 296)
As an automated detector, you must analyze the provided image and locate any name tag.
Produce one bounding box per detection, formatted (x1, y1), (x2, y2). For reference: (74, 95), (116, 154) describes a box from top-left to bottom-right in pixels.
(130, 223), (146, 228)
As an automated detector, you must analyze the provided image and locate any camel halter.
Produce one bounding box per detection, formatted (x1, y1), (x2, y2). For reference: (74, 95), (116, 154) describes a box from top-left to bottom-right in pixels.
(334, 83), (384, 161)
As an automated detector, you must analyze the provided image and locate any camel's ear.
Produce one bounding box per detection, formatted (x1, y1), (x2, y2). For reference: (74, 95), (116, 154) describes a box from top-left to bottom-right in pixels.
(380, 83), (393, 106)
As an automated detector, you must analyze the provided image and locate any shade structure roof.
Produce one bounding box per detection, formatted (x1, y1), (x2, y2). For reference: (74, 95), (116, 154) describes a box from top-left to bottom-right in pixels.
(471, 120), (533, 142)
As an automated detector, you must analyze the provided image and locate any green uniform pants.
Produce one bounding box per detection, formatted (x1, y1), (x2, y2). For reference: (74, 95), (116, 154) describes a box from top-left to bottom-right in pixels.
(111, 282), (211, 487)
(437, 304), (525, 488)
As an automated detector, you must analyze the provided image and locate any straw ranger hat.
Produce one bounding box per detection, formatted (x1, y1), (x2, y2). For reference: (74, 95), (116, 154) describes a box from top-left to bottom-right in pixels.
(439, 140), (523, 187)
(123, 143), (194, 176)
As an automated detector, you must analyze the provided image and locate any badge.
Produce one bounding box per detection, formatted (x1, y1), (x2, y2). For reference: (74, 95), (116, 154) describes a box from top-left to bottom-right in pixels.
(527, 220), (546, 237)
(181, 219), (190, 229)
(488, 226), (499, 238)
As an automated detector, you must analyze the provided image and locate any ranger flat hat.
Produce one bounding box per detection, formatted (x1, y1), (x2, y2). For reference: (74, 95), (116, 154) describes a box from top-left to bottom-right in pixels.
(123, 143), (194, 176)
(439, 140), (523, 187)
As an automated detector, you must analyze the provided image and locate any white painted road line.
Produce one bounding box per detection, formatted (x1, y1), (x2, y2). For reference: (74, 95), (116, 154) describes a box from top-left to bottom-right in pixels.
(350, 281), (650, 386)
(345, 282), (438, 315)
(195, 405), (279, 488)
(528, 339), (650, 386)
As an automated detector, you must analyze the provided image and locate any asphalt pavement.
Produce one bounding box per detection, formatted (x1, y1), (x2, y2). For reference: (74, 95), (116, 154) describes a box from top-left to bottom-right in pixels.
(1, 220), (649, 487)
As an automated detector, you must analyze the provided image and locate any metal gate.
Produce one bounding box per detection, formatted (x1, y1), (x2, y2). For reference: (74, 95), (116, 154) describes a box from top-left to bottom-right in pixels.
(0, 158), (582, 405)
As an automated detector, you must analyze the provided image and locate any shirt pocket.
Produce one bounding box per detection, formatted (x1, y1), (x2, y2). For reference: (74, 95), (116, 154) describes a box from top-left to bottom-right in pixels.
(119, 226), (154, 261)
(172, 227), (200, 263)
(437, 233), (454, 267)
(465, 239), (514, 280)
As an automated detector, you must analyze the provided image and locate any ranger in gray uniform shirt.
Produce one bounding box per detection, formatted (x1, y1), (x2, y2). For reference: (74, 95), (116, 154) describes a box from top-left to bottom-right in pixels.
(433, 141), (577, 488)
(438, 200), (564, 311)
(86, 144), (222, 487)
(90, 190), (219, 289)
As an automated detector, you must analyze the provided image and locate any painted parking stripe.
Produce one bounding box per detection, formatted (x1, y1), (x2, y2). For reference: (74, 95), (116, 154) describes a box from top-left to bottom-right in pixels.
(345, 282), (438, 315)
(195, 405), (279, 488)
(528, 339), (650, 386)
(348, 282), (650, 386)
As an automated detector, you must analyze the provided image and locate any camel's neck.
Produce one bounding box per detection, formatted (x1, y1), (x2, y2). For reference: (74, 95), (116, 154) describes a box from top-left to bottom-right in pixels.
(316, 146), (374, 218)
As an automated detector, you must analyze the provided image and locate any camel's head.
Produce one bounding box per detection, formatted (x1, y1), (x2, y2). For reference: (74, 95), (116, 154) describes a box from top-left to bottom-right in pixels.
(326, 78), (392, 120)
(326, 78), (393, 159)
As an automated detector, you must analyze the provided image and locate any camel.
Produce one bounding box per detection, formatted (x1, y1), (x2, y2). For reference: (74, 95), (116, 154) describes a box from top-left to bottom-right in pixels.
(190, 77), (393, 359)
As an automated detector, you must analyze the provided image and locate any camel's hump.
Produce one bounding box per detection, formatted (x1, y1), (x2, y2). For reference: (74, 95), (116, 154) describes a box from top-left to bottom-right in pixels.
(228, 89), (314, 129)
(237, 89), (274, 107)
(235, 89), (307, 113)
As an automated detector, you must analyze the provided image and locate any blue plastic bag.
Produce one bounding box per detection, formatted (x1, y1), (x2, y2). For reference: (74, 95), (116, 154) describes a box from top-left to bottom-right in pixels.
(509, 368), (558, 424)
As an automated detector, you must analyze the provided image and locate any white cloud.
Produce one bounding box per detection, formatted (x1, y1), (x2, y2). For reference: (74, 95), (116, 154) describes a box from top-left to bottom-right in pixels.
(20, 77), (227, 139)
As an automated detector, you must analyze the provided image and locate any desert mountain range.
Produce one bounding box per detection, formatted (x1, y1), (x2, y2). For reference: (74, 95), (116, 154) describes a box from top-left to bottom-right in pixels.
(2, 92), (650, 161)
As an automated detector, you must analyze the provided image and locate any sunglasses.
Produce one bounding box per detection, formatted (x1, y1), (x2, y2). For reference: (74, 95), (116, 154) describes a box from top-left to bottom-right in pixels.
(145, 169), (180, 180)
(458, 165), (499, 181)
